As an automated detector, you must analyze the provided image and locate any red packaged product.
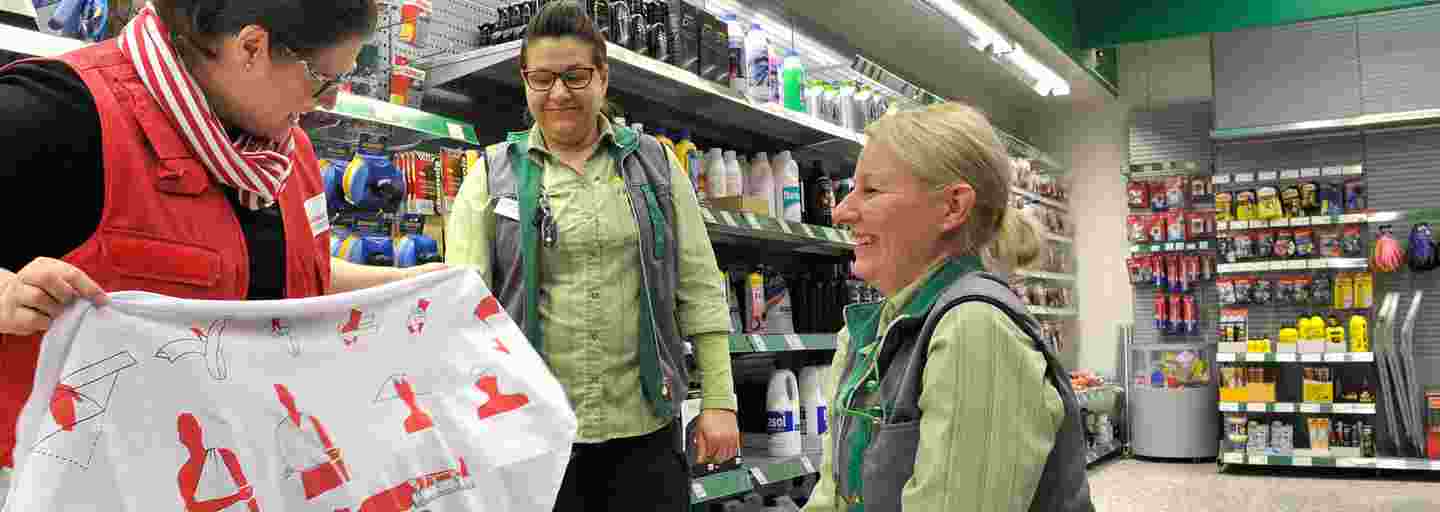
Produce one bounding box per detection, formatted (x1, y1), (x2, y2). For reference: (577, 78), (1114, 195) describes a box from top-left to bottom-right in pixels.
(1187, 211), (1207, 239)
(1127, 181), (1149, 209)
(1184, 255), (1200, 292)
(1168, 255), (1182, 292)
(1169, 293), (1184, 333)
(1128, 215), (1149, 243)
(1127, 257), (1144, 284)
(1167, 210), (1186, 242)
(1184, 294), (1198, 333)
(1150, 182), (1169, 211)
(1153, 254), (1167, 288)
(1154, 292), (1167, 330)
(1148, 215), (1167, 244)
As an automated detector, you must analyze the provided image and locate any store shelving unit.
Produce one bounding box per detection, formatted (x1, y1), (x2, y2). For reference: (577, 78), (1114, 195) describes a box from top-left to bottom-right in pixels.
(1217, 352), (1376, 363)
(1210, 109), (1440, 141)
(729, 334), (838, 354)
(701, 207), (855, 257)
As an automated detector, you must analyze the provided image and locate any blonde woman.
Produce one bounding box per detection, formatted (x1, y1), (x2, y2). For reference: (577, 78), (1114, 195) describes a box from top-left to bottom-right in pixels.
(803, 103), (1094, 512)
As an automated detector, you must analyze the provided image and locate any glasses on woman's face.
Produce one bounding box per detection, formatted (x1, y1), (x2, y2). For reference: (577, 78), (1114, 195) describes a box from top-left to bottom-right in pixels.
(282, 47), (348, 99)
(522, 67), (597, 92)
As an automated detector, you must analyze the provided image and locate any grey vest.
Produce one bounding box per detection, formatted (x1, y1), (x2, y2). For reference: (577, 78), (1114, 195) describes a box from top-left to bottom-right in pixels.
(483, 128), (689, 450)
(832, 271), (1094, 511)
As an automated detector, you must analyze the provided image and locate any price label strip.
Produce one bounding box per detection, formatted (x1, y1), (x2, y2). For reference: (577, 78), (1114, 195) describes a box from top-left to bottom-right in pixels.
(446, 122), (468, 141)
(1213, 174), (1232, 184)
(1220, 402), (1240, 412)
(1323, 166), (1343, 176)
(1246, 353), (1268, 362)
(1217, 353), (1237, 362)
(1274, 403), (1296, 413)
(1223, 452), (1244, 464)
(777, 220), (794, 234)
(1301, 354), (1323, 362)
(1247, 402), (1268, 412)
(1301, 168), (1321, 178)
(1281, 169), (1300, 179)
(691, 482), (708, 499)
(1251, 455), (1270, 465)
(783, 334), (806, 350)
(749, 335), (769, 352)
(1277, 354), (1297, 362)
(801, 456), (816, 474)
(1293, 456), (1313, 467)
(1258, 171), (1278, 181)
(1235, 173), (1255, 183)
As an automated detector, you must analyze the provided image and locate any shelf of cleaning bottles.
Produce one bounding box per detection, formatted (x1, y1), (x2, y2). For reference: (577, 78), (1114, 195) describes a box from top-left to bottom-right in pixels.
(1012, 187), (1069, 212)
(1129, 240), (1216, 254)
(1218, 402), (1376, 414)
(1217, 211), (1402, 232)
(745, 453), (822, 487)
(1221, 452), (1379, 468)
(689, 467), (753, 504)
(1216, 258), (1369, 274)
(319, 92), (481, 145)
(701, 207), (854, 256)
(1216, 352), (1375, 363)
(729, 334), (839, 354)
(421, 41), (867, 151)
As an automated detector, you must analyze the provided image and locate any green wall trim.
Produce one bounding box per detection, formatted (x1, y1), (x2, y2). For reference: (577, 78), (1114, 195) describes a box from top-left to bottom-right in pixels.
(1004, 0), (1119, 95)
(1075, 0), (1439, 48)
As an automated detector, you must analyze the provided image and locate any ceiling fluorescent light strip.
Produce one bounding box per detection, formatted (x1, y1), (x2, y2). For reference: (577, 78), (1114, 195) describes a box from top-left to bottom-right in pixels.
(915, 0), (1012, 54)
(919, 0), (1070, 97)
(1003, 45), (1070, 96)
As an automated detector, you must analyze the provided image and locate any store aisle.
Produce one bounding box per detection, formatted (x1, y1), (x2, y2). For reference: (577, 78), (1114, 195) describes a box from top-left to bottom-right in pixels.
(1087, 459), (1440, 511)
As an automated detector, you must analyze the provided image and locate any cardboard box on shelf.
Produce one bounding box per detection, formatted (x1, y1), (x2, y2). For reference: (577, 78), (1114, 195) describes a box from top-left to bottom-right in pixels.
(710, 196), (771, 218)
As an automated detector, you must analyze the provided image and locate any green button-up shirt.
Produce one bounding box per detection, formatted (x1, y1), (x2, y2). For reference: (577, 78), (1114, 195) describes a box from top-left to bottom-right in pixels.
(804, 260), (1065, 511)
(446, 117), (735, 442)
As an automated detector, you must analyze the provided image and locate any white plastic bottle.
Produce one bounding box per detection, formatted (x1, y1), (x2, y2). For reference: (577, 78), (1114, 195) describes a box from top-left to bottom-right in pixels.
(838, 81), (860, 131)
(743, 23), (770, 104)
(768, 151), (789, 217)
(776, 151), (802, 223)
(798, 366), (828, 454)
(706, 148), (727, 199)
(724, 150), (743, 198)
(766, 368), (801, 457)
(749, 152), (773, 213)
(723, 13), (745, 94)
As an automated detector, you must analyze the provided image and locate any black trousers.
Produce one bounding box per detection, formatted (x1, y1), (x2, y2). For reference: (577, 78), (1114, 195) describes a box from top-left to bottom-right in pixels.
(553, 420), (690, 512)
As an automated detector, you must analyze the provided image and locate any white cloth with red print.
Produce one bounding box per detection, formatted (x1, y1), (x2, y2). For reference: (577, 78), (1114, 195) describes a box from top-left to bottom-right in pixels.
(4, 268), (576, 512)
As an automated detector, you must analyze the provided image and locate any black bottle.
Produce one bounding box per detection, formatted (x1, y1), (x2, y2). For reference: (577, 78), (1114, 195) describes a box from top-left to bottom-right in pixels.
(590, 0), (611, 41)
(809, 161), (834, 227)
(629, 3), (649, 55)
(611, 0), (631, 48)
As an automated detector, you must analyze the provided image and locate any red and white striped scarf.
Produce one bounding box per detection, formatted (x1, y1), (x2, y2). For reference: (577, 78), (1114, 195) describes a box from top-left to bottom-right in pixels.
(117, 5), (295, 210)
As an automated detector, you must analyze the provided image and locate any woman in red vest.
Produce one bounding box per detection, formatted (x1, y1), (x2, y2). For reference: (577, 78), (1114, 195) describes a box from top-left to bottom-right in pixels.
(0, 0), (442, 469)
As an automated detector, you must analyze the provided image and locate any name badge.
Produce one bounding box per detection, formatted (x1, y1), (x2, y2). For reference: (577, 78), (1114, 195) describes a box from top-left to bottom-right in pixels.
(495, 197), (520, 221)
(305, 194), (330, 236)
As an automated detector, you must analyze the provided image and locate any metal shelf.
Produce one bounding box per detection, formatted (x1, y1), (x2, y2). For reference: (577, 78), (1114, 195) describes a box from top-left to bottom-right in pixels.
(422, 41), (866, 156)
(1012, 186), (1068, 212)
(1217, 258), (1369, 274)
(1015, 270), (1077, 283)
(702, 208), (854, 257)
(1211, 108), (1440, 141)
(1223, 452), (1440, 471)
(730, 334), (838, 354)
(1212, 165), (1364, 187)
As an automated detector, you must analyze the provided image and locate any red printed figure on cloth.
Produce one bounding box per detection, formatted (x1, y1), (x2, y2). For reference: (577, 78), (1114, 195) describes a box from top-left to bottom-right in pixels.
(273, 384), (350, 500)
(176, 413), (259, 512)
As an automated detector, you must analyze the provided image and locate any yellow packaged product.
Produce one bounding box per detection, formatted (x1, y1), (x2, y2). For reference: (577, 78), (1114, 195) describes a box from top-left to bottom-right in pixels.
(1325, 315), (1346, 347)
(1354, 272), (1373, 309)
(1334, 273), (1354, 310)
(1349, 315), (1369, 352)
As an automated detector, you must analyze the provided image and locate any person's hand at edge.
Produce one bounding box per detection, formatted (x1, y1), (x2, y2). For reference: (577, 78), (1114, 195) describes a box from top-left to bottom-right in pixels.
(693, 408), (740, 464)
(0, 258), (108, 336)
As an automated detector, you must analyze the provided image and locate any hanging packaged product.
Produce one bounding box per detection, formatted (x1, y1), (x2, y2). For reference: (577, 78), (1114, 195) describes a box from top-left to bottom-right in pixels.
(1168, 255), (1183, 293)
(1217, 277), (1237, 305)
(1318, 228), (1342, 258)
(1252, 278), (1273, 305)
(1169, 293), (1184, 334)
(1348, 315), (1369, 352)
(1220, 308), (1250, 346)
(1309, 274), (1329, 307)
(1256, 186), (1283, 220)
(1277, 276), (1296, 304)
(763, 269), (795, 334)
(1188, 211), (1209, 239)
(1127, 181), (1150, 209)
(1148, 214), (1167, 245)
(1183, 255), (1200, 292)
(1150, 182), (1168, 211)
(1344, 178), (1367, 211)
(1301, 181), (1320, 215)
(1320, 182), (1344, 216)
(1326, 315), (1347, 349)
(398, 0), (433, 46)
(1354, 272), (1373, 308)
(1334, 273), (1355, 310)
(389, 57), (428, 108)
(1215, 192), (1234, 222)
(1127, 257), (1144, 284)
(1179, 294), (1194, 333)
(747, 270), (766, 333)
(1294, 228), (1315, 258)
(1235, 189), (1257, 220)
(1274, 229), (1296, 259)
(1305, 371), (1335, 405)
(1153, 255), (1167, 289)
(1190, 175), (1214, 203)
(1406, 223), (1438, 271)
(1282, 185), (1303, 218)
(1166, 176), (1186, 210)
(1256, 229), (1276, 259)
(1233, 232), (1255, 261)
(1154, 292), (1168, 331)
(1372, 225), (1404, 272)
(1233, 277), (1254, 305)
(1219, 234), (1236, 263)
(1340, 225), (1363, 258)
(1167, 210), (1186, 242)
(1203, 254), (1216, 281)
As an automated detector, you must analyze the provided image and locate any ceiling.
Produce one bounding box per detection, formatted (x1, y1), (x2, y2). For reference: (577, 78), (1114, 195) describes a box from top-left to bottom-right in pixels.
(779, 0), (1117, 132)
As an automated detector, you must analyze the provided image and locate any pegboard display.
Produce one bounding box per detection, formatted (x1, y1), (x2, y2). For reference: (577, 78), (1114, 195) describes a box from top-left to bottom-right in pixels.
(429, 0), (498, 54)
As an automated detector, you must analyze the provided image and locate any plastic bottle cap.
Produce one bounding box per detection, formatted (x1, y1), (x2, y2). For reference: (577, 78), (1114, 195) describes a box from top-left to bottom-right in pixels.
(751, 23), (763, 31)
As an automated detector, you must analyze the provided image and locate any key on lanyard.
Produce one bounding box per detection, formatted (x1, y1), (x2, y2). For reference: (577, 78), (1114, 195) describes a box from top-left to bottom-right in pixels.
(538, 188), (558, 248)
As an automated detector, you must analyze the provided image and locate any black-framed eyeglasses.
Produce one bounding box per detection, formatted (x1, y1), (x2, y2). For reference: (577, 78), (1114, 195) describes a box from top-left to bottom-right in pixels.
(522, 67), (597, 92)
(281, 47), (349, 99)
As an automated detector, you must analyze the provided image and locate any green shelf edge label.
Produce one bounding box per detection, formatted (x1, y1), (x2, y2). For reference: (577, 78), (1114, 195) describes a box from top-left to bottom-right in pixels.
(326, 93), (479, 145)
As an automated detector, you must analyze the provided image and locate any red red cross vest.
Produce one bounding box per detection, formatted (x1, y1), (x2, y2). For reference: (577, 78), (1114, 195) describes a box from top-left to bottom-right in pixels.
(0, 40), (332, 468)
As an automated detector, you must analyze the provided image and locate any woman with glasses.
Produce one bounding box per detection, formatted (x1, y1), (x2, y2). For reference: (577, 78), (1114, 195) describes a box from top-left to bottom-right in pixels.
(802, 103), (1094, 511)
(0, 0), (443, 473)
(446, 2), (738, 510)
